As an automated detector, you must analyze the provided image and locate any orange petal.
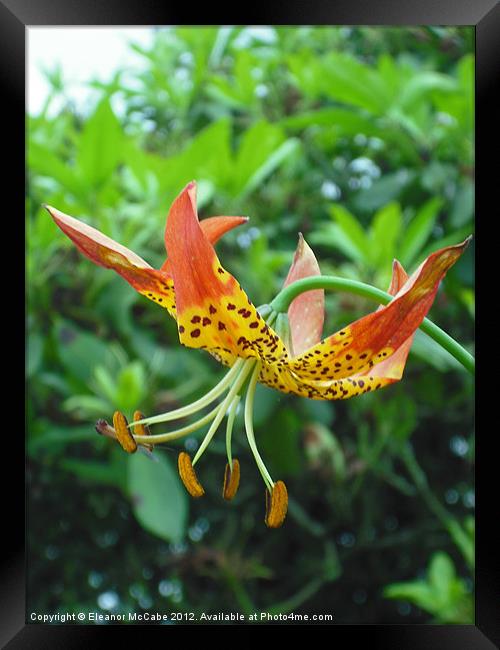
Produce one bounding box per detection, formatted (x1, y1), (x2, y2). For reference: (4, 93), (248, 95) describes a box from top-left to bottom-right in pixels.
(164, 182), (288, 364)
(45, 204), (178, 317)
(284, 234), (324, 356)
(355, 259), (413, 382)
(387, 258), (409, 297)
(267, 238), (470, 390)
(160, 215), (248, 274)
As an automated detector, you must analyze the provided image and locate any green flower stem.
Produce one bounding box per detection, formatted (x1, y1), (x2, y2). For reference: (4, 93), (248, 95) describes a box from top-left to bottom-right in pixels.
(270, 276), (475, 375)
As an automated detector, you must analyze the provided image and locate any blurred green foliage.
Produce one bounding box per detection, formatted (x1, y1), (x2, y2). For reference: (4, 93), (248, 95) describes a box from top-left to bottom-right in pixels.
(28, 26), (474, 624)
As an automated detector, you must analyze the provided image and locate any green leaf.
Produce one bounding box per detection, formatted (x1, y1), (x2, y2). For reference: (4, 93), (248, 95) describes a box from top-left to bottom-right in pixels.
(384, 550), (472, 624)
(114, 362), (147, 413)
(398, 72), (457, 110)
(55, 320), (112, 385)
(352, 170), (415, 213)
(155, 119), (232, 202)
(260, 410), (303, 477)
(428, 552), (456, 595)
(290, 51), (391, 114)
(76, 98), (124, 188)
(384, 581), (433, 609)
(28, 424), (96, 456)
(446, 519), (474, 569)
(63, 394), (112, 419)
(369, 202), (402, 267)
(127, 451), (188, 543)
(329, 204), (371, 264)
(418, 226), (473, 261)
(410, 330), (462, 373)
(450, 179), (473, 228)
(309, 224), (365, 263)
(61, 450), (127, 491)
(29, 141), (85, 198)
(280, 107), (381, 136)
(233, 121), (296, 197)
(399, 197), (443, 267)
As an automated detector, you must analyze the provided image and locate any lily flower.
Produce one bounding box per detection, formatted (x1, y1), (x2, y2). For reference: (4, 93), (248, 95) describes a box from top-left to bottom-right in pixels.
(45, 182), (469, 528)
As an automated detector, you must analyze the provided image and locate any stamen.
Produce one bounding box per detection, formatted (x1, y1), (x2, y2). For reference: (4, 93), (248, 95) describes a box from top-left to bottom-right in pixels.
(132, 406), (220, 445)
(131, 358), (246, 428)
(112, 411), (137, 453)
(222, 459), (240, 500)
(225, 395), (240, 468)
(133, 410), (153, 452)
(265, 480), (288, 528)
(191, 359), (256, 466)
(178, 452), (205, 498)
(244, 362), (274, 490)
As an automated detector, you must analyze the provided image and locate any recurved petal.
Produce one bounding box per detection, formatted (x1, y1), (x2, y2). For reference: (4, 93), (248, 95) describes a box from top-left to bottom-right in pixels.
(284, 234), (324, 357)
(45, 204), (178, 317)
(160, 215), (249, 274)
(349, 259), (412, 385)
(164, 182), (288, 364)
(387, 259), (409, 296)
(264, 238), (470, 393)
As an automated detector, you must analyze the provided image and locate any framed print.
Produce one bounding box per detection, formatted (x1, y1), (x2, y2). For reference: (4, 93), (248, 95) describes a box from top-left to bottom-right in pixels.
(2, 0), (498, 646)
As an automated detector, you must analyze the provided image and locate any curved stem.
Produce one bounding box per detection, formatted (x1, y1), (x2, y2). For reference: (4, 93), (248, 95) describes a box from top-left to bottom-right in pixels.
(131, 358), (246, 427)
(244, 362), (274, 491)
(191, 360), (256, 466)
(270, 276), (475, 375)
(132, 406), (220, 445)
(225, 395), (240, 469)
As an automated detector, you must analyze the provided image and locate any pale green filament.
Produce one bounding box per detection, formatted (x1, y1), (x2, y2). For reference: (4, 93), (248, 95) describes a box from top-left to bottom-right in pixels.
(131, 357), (246, 427)
(192, 360), (256, 466)
(244, 361), (274, 492)
(131, 405), (220, 445)
(225, 395), (240, 469)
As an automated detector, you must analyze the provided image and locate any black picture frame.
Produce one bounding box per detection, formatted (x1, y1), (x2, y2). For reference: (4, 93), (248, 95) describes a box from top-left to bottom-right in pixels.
(5, 1), (498, 646)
